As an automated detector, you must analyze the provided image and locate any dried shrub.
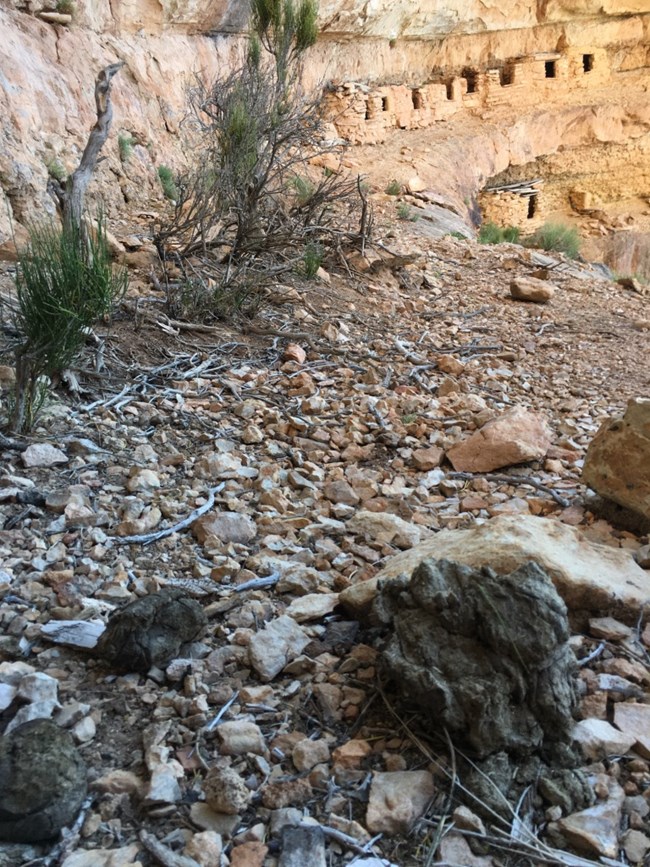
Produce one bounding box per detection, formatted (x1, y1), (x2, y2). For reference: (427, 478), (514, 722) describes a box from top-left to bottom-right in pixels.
(154, 0), (370, 320)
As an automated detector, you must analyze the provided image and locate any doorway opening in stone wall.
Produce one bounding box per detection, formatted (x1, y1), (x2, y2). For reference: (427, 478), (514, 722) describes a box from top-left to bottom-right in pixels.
(583, 54), (594, 73)
(545, 60), (557, 78)
(527, 195), (538, 219)
(411, 89), (422, 109)
(446, 81), (454, 100)
(382, 96), (389, 111)
(462, 68), (478, 93)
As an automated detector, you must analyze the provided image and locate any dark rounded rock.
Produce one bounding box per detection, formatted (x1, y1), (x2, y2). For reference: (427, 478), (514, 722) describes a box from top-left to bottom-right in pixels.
(95, 587), (207, 673)
(0, 718), (87, 842)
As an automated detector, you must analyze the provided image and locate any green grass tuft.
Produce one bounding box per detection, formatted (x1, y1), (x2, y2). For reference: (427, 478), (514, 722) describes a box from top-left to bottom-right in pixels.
(525, 222), (581, 258)
(45, 158), (66, 182)
(157, 165), (178, 201)
(397, 202), (418, 222)
(300, 242), (323, 279)
(290, 174), (316, 205)
(118, 133), (134, 162)
(385, 179), (401, 196)
(478, 222), (521, 244)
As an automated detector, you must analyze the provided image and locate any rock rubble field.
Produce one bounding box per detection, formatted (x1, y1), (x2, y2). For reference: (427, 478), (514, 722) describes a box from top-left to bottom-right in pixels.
(0, 227), (649, 867)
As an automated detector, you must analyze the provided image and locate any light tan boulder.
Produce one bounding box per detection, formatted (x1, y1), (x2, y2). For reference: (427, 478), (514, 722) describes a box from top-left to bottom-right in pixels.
(583, 398), (650, 524)
(347, 510), (435, 548)
(446, 406), (552, 472)
(510, 276), (556, 303)
(339, 515), (650, 627)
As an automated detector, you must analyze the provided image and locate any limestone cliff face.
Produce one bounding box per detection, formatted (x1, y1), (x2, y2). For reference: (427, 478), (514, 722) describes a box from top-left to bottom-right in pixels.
(0, 0), (648, 247)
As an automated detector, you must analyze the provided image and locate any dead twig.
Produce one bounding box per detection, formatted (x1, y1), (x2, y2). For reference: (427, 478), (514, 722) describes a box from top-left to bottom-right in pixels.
(111, 484), (224, 545)
(0, 431), (28, 451)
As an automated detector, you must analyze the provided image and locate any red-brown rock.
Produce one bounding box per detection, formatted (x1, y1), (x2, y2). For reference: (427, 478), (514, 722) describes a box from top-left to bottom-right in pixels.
(446, 406), (552, 472)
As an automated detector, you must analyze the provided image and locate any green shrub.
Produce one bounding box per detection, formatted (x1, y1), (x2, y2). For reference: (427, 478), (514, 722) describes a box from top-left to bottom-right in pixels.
(157, 165), (178, 201)
(118, 133), (134, 162)
(397, 203), (418, 222)
(525, 222), (581, 258)
(55, 0), (74, 14)
(385, 180), (401, 196)
(45, 158), (66, 182)
(301, 242), (323, 278)
(290, 175), (316, 206)
(11, 217), (127, 432)
(478, 222), (521, 244)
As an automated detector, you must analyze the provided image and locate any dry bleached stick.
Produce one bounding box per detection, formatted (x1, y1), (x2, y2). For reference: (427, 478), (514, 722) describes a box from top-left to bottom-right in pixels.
(63, 61), (125, 234)
(447, 471), (570, 508)
(111, 484), (224, 545)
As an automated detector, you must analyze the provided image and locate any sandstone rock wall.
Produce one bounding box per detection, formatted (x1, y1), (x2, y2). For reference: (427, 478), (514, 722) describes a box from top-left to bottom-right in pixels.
(0, 2), (246, 242)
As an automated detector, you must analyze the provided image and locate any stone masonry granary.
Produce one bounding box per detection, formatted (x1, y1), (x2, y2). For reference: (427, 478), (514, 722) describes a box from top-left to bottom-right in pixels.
(324, 46), (611, 145)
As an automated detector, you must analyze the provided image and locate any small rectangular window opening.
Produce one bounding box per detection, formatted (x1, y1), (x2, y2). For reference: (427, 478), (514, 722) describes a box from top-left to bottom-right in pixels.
(411, 89), (422, 110)
(583, 54), (594, 73)
(545, 60), (556, 78)
(365, 101), (371, 120)
(382, 96), (389, 111)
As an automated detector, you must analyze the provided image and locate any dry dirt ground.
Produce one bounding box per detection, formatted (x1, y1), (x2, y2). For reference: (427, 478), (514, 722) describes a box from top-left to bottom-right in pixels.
(0, 197), (649, 867)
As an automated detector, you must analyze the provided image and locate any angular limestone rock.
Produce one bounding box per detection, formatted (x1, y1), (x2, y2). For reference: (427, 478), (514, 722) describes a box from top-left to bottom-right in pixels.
(340, 515), (650, 627)
(0, 719), (87, 842)
(583, 398), (650, 525)
(193, 511), (257, 545)
(557, 777), (625, 860)
(375, 559), (578, 758)
(95, 587), (207, 673)
(248, 615), (310, 681)
(347, 510), (434, 548)
(446, 406), (552, 472)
